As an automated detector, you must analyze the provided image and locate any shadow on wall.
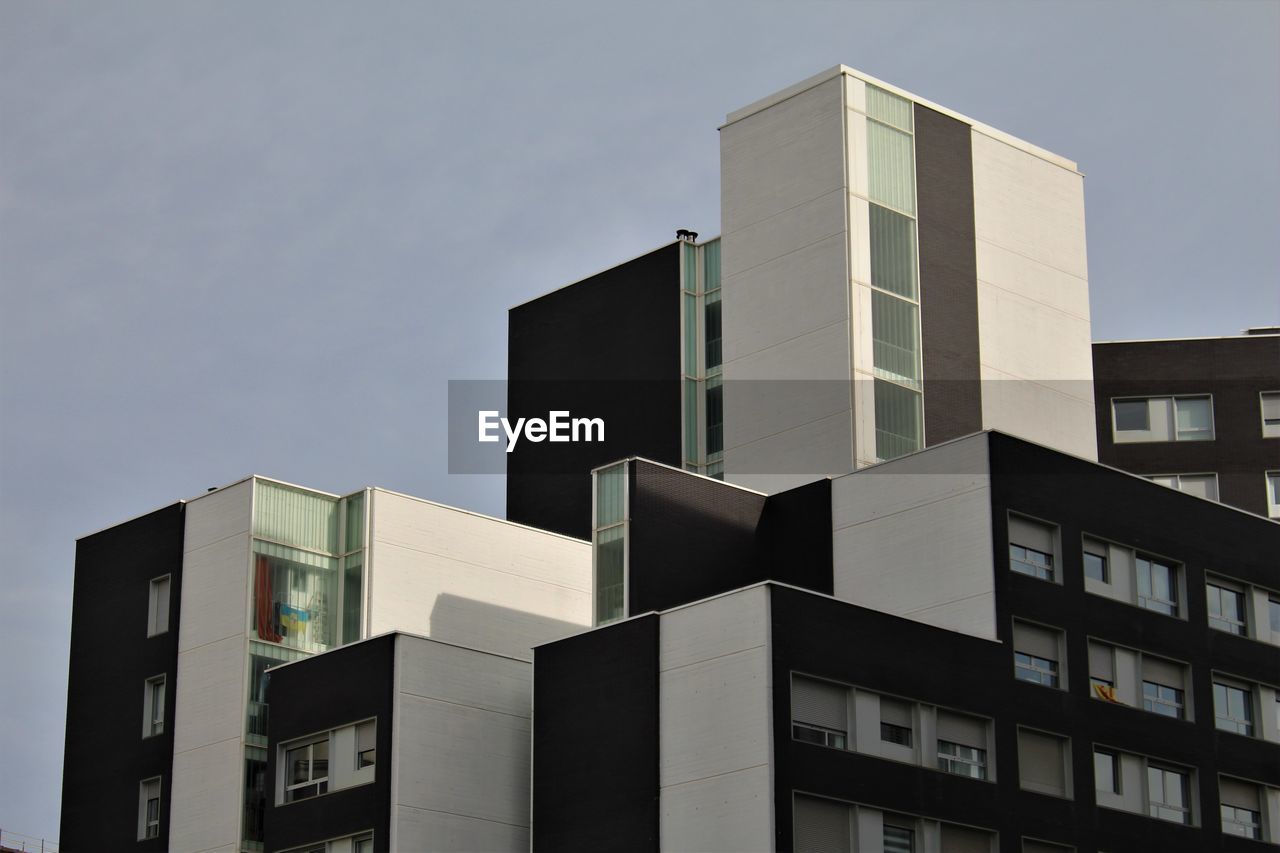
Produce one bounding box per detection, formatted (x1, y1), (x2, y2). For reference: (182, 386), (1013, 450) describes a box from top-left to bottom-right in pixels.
(428, 592), (589, 661)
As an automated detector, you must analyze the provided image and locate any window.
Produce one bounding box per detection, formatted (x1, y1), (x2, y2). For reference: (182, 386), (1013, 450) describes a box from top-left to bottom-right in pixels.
(1094, 749), (1119, 794)
(1220, 777), (1263, 840)
(138, 777), (161, 840)
(1213, 681), (1253, 736)
(791, 675), (847, 749)
(143, 675), (165, 737)
(1136, 554), (1178, 616)
(1206, 580), (1247, 635)
(1268, 473), (1280, 519)
(1272, 596), (1280, 634)
(147, 575), (171, 637)
(792, 795), (850, 853)
(593, 463), (627, 625)
(1147, 765), (1191, 824)
(284, 737), (329, 803)
(1008, 515), (1056, 581)
(1018, 728), (1071, 798)
(1261, 392), (1280, 439)
(879, 696), (913, 748)
(1083, 538), (1108, 582)
(883, 823), (914, 853)
(936, 711), (990, 780)
(1088, 641), (1121, 703)
(941, 824), (995, 853)
(1013, 621), (1062, 688)
(356, 720), (375, 768)
(1142, 681), (1184, 719)
(1144, 473), (1218, 502)
(1111, 395), (1213, 443)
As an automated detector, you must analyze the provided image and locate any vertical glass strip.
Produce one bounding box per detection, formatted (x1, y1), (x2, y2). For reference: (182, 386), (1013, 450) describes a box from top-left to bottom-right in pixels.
(866, 85), (913, 132)
(594, 525), (625, 624)
(875, 379), (922, 461)
(704, 291), (722, 371)
(595, 463), (626, 527)
(871, 291), (921, 386)
(684, 292), (698, 376)
(341, 553), (363, 645)
(869, 205), (918, 298)
(342, 491), (364, 553)
(702, 237), (721, 292)
(684, 377), (700, 463)
(253, 481), (339, 553)
(705, 376), (723, 456)
(681, 240), (698, 292)
(867, 121), (916, 215)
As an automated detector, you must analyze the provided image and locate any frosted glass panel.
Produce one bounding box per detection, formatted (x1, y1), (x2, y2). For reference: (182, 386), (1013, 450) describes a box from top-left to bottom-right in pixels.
(866, 84), (913, 132)
(868, 121), (916, 215)
(872, 291), (920, 385)
(254, 481), (338, 553)
(342, 492), (364, 553)
(595, 463), (626, 526)
(702, 238), (721, 291)
(595, 525), (625, 624)
(252, 542), (338, 652)
(875, 379), (922, 461)
(869, 204), (918, 298)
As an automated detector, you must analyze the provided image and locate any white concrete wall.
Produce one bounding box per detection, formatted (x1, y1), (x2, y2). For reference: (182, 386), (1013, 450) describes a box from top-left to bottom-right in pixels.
(832, 434), (997, 639)
(971, 132), (1096, 461)
(366, 490), (590, 660)
(170, 479), (253, 853)
(659, 586), (774, 852)
(721, 73), (855, 494)
(390, 635), (532, 853)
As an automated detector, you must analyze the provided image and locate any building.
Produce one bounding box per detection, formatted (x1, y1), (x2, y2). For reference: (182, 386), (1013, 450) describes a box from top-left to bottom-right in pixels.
(1093, 329), (1280, 519)
(510, 65), (1096, 540)
(60, 477), (590, 853)
(534, 432), (1280, 851)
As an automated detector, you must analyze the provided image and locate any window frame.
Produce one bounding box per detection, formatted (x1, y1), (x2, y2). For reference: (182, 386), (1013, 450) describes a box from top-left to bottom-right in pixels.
(1212, 679), (1255, 737)
(1136, 554), (1179, 617)
(1146, 763), (1192, 825)
(1007, 512), (1058, 584)
(147, 574), (171, 638)
(1261, 391), (1280, 439)
(282, 734), (330, 804)
(1206, 578), (1248, 636)
(1093, 749), (1120, 794)
(143, 674), (166, 738)
(937, 739), (988, 780)
(1110, 394), (1215, 443)
(1141, 680), (1185, 720)
(138, 776), (162, 841)
(1267, 471), (1280, 520)
(1144, 472), (1219, 502)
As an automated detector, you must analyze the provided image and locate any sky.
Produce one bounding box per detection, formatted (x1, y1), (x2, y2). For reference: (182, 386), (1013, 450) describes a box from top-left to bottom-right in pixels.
(1, 0), (1277, 843)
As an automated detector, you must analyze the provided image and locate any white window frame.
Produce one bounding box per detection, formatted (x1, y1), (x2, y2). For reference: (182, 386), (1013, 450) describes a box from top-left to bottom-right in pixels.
(1267, 471), (1280, 520)
(1143, 472), (1218, 502)
(1110, 395), (1215, 443)
(1136, 553), (1179, 617)
(1205, 577), (1248, 636)
(138, 776), (161, 840)
(937, 739), (987, 780)
(1146, 763), (1192, 824)
(282, 735), (330, 804)
(1093, 748), (1120, 794)
(1212, 677), (1255, 737)
(1007, 512), (1059, 584)
(1141, 680), (1184, 720)
(142, 674), (165, 738)
(147, 575), (171, 638)
(1261, 391), (1280, 439)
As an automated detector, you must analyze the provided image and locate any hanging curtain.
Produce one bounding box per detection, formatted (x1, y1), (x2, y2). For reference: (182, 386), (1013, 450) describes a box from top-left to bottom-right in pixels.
(254, 555), (282, 642)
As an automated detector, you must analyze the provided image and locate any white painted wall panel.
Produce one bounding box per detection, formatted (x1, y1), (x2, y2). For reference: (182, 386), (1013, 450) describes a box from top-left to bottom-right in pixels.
(168, 737), (242, 853)
(832, 435), (997, 640)
(367, 491), (590, 660)
(721, 188), (846, 282)
(183, 480), (252, 552)
(660, 765), (773, 853)
(176, 533), (251, 653)
(723, 409), (853, 496)
(659, 587), (773, 850)
(391, 638), (532, 843)
(172, 635), (246, 754)
(971, 131), (1095, 461)
(394, 806), (528, 853)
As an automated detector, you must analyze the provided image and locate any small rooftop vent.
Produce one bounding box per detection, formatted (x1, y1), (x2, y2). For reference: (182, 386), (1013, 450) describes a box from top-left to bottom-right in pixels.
(676, 229), (698, 243)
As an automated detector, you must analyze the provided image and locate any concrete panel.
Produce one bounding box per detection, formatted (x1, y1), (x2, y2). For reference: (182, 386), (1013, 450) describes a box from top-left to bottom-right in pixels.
(659, 585), (770, 671)
(975, 241), (1089, 322)
(177, 533), (250, 653)
(168, 737), (242, 853)
(722, 231), (851, 364)
(394, 692), (530, 827)
(172, 634), (246, 753)
(722, 76), (845, 236)
(971, 133), (1087, 281)
(978, 365), (1098, 461)
(183, 479), (252, 553)
(394, 805), (528, 853)
(660, 765), (773, 853)
(976, 282), (1094, 398)
(721, 188), (846, 281)
(832, 435), (996, 640)
(396, 635), (530, 723)
(723, 408), (854, 494)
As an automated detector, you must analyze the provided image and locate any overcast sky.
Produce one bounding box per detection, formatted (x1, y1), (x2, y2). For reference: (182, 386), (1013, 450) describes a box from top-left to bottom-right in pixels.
(2, 0), (1277, 842)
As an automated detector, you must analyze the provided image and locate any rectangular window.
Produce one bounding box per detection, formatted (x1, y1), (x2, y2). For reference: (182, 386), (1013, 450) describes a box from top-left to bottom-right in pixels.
(1213, 681), (1254, 735)
(284, 738), (330, 803)
(883, 823), (914, 853)
(881, 721), (912, 747)
(138, 777), (161, 840)
(1136, 555), (1178, 616)
(1268, 473), (1280, 519)
(1112, 395), (1213, 443)
(1146, 473), (1218, 502)
(1018, 728), (1071, 798)
(1094, 749), (1119, 794)
(1142, 681), (1184, 719)
(1262, 392), (1280, 438)
(1220, 777), (1263, 839)
(593, 463), (627, 625)
(1147, 765), (1191, 824)
(793, 795), (850, 853)
(874, 378), (922, 461)
(147, 575), (171, 637)
(1206, 580), (1247, 635)
(1083, 538), (1108, 582)
(1008, 515), (1056, 581)
(938, 740), (987, 780)
(879, 695), (913, 748)
(792, 676), (848, 749)
(1174, 396), (1213, 441)
(356, 719), (375, 769)
(143, 675), (165, 737)
(1088, 641), (1120, 703)
(1013, 621), (1062, 688)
